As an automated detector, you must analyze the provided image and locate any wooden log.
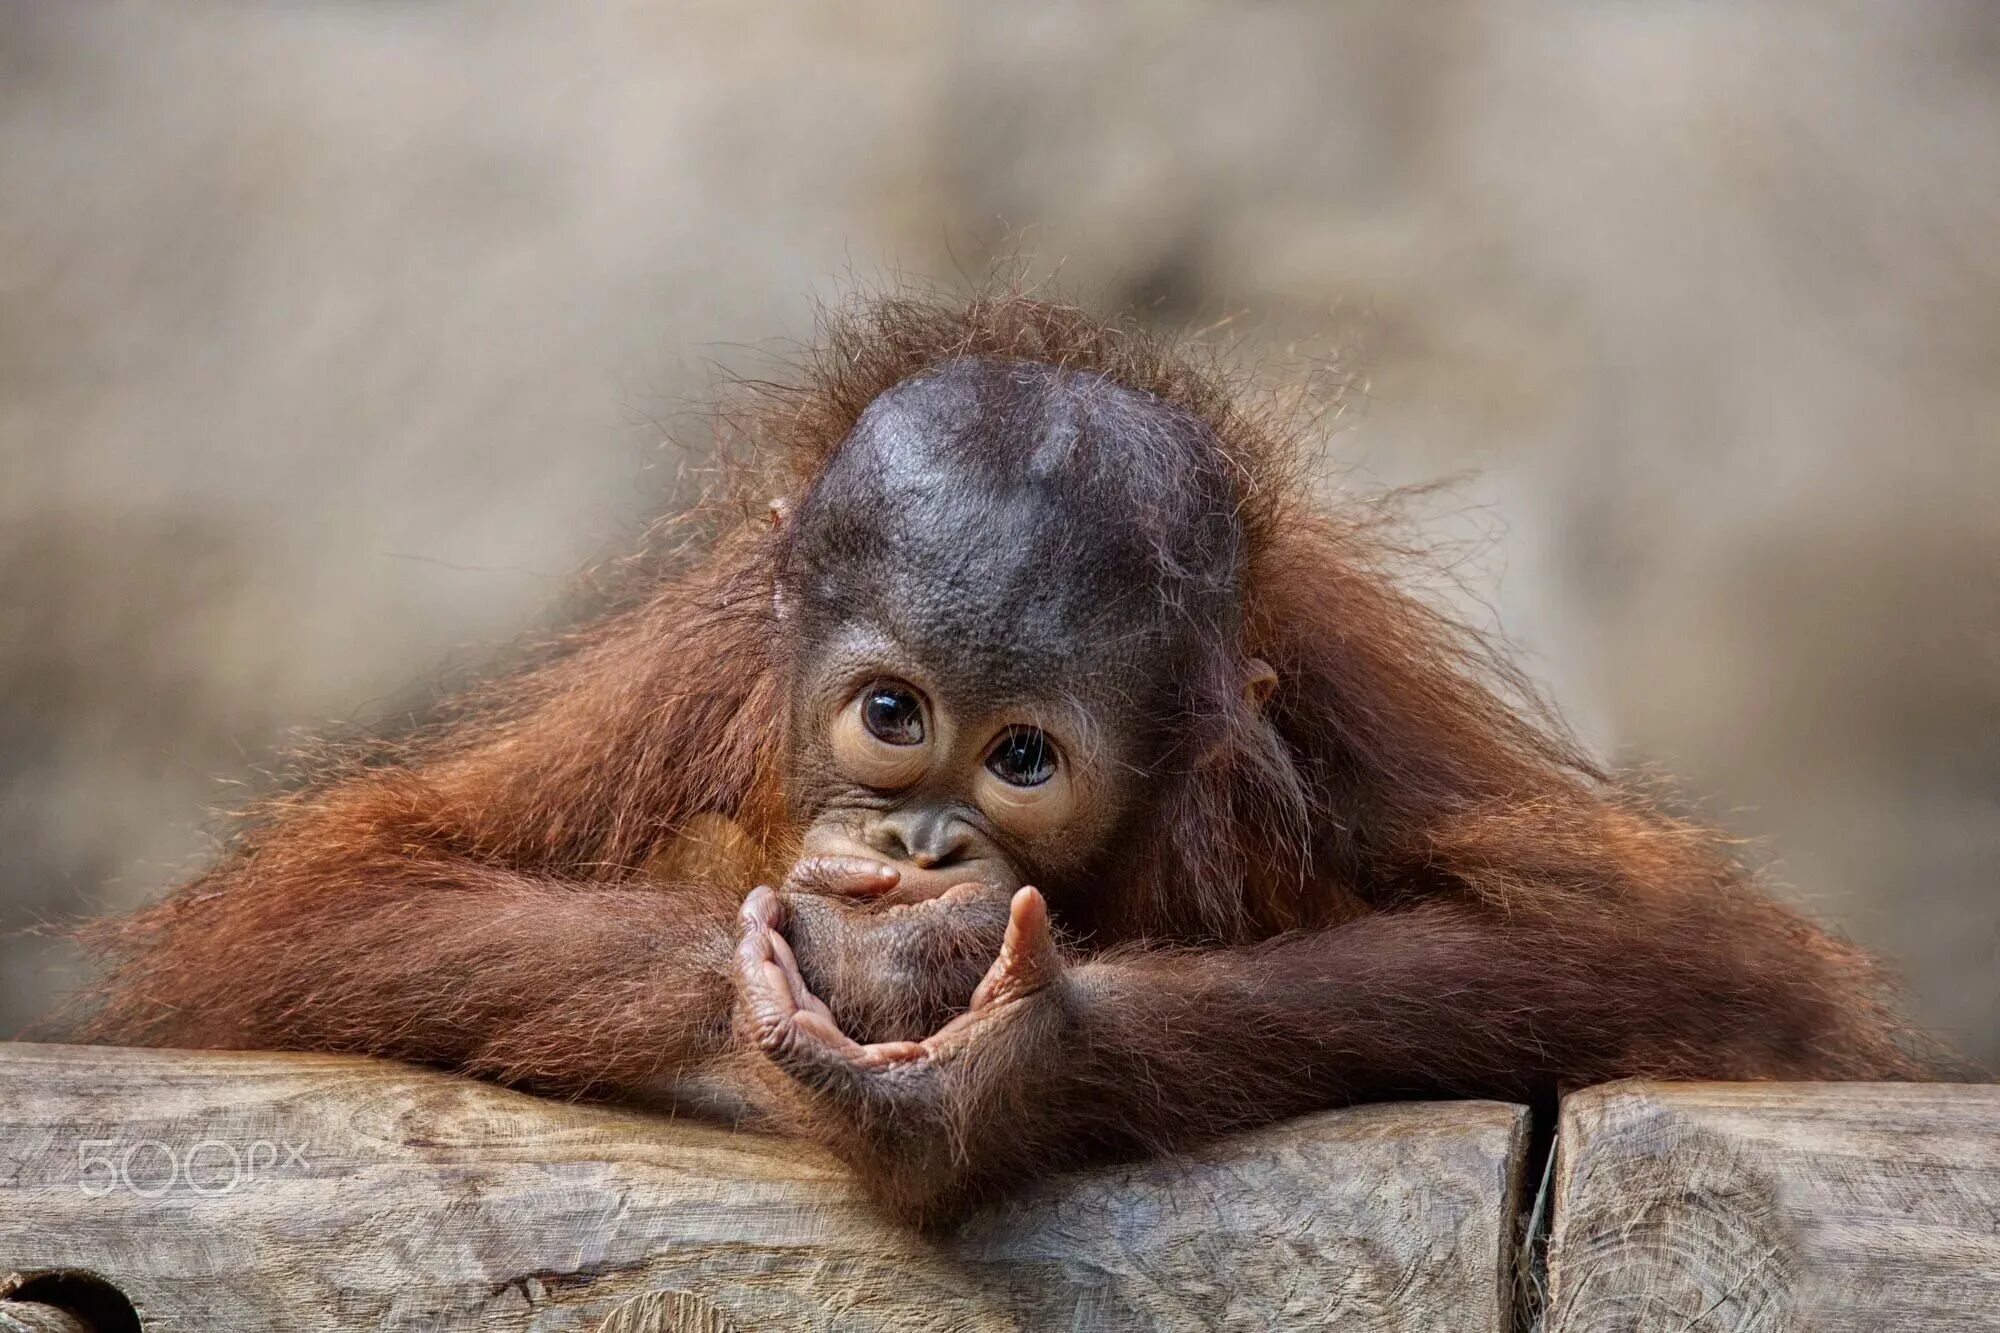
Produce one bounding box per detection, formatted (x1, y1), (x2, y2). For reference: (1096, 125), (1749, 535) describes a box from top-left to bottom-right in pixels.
(0, 1043), (1530, 1333)
(1545, 1080), (2000, 1333)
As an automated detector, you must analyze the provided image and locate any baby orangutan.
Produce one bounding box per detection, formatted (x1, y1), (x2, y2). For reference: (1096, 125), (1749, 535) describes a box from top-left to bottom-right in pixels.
(76, 295), (1921, 1224)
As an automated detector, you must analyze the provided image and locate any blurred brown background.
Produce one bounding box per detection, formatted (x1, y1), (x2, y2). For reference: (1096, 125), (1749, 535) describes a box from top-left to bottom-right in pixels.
(2, 3), (1994, 1062)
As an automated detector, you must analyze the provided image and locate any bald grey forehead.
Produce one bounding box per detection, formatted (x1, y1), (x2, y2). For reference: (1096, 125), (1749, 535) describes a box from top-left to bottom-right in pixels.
(849, 358), (1224, 512)
(780, 357), (1243, 701)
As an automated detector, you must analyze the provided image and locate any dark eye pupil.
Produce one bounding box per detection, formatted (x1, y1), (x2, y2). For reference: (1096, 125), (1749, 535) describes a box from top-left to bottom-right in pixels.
(987, 727), (1055, 787)
(861, 687), (924, 745)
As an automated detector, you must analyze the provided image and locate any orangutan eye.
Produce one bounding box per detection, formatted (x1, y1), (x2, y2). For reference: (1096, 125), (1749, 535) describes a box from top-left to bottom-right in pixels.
(860, 683), (925, 746)
(986, 726), (1056, 787)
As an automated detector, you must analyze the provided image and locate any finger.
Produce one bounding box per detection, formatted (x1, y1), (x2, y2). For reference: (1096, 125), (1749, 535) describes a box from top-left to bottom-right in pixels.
(740, 884), (785, 932)
(735, 933), (802, 1035)
(757, 959), (797, 1012)
(791, 1008), (871, 1059)
(763, 1002), (929, 1086)
(971, 886), (1062, 1010)
(734, 893), (809, 1013)
(851, 1039), (927, 1070)
(734, 917), (776, 979)
(766, 926), (839, 1024)
(734, 891), (792, 1008)
(784, 855), (902, 898)
(740, 937), (853, 1060)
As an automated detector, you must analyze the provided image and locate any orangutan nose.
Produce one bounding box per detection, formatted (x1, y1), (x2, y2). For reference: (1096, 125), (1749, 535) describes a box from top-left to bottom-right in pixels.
(867, 807), (976, 870)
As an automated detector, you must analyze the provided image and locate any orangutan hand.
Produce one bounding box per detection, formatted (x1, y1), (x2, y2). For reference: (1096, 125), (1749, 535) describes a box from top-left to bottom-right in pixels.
(733, 883), (1066, 1103)
(770, 856), (1012, 1044)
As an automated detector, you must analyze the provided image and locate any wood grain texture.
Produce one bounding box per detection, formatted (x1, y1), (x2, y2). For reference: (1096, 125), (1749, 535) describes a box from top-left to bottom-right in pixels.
(0, 1043), (1529, 1333)
(1546, 1080), (2000, 1333)
(596, 1290), (740, 1332)
(0, 1305), (94, 1333)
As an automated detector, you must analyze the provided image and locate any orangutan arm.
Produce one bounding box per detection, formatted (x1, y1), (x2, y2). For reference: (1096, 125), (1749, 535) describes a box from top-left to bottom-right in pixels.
(74, 803), (756, 1100)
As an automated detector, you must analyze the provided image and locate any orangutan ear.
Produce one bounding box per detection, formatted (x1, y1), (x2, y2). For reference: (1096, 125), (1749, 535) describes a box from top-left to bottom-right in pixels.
(1243, 657), (1278, 711)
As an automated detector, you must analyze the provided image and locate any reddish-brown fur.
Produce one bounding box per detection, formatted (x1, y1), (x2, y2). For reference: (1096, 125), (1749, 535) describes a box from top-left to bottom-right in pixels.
(73, 291), (1926, 1222)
